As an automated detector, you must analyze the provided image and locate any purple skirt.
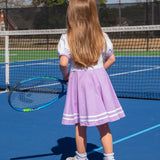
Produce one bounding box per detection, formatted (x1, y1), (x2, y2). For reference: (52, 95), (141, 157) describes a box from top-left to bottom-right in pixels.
(62, 68), (125, 126)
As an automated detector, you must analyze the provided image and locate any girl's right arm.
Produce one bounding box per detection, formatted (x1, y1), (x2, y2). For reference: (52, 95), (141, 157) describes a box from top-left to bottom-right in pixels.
(103, 33), (115, 70)
(104, 54), (116, 70)
(59, 55), (69, 81)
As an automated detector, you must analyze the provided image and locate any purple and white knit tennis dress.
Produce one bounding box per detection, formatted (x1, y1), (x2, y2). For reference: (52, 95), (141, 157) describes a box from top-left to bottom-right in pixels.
(58, 33), (125, 126)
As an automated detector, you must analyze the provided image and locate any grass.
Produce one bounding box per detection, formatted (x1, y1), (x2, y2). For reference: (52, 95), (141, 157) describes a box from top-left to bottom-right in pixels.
(0, 50), (160, 63)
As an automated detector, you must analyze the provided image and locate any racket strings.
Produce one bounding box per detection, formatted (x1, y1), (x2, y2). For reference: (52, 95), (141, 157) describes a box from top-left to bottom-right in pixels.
(9, 78), (63, 109)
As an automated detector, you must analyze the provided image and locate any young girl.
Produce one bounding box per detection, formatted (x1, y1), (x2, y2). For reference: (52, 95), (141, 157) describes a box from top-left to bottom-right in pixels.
(58, 0), (125, 159)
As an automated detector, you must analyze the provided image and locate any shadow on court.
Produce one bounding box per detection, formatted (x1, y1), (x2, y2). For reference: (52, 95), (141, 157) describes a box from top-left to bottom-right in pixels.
(0, 91), (160, 160)
(10, 137), (103, 160)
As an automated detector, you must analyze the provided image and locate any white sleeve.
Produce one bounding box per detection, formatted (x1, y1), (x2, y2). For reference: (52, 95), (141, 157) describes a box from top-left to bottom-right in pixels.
(58, 34), (71, 58)
(102, 33), (114, 59)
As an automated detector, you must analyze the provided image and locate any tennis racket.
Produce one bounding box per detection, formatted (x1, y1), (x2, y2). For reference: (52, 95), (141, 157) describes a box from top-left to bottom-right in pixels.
(8, 77), (67, 112)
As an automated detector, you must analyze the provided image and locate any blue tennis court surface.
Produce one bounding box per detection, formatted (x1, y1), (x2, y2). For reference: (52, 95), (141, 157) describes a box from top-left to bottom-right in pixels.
(0, 54), (160, 159)
(0, 91), (160, 160)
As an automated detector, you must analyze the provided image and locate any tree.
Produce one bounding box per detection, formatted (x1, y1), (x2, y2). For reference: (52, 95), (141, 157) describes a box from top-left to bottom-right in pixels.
(97, 0), (107, 5)
(32, 0), (68, 7)
(0, 0), (30, 8)
(32, 0), (107, 7)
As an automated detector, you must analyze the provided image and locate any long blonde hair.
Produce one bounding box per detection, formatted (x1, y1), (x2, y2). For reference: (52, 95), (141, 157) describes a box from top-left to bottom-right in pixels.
(67, 0), (106, 68)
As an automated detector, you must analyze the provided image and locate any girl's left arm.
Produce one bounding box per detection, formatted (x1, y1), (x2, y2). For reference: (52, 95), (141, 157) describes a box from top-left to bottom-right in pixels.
(59, 56), (69, 81)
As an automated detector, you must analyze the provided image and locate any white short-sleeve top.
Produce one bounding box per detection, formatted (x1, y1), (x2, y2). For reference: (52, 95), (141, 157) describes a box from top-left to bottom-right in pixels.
(58, 32), (113, 71)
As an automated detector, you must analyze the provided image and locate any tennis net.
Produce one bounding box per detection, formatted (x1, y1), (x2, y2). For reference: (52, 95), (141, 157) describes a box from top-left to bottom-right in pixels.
(0, 25), (160, 100)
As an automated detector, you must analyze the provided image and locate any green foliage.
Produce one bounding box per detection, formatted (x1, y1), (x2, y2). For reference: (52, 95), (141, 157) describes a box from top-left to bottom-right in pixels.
(32, 0), (107, 7)
(32, 0), (69, 7)
(97, 0), (107, 5)
(98, 5), (119, 27)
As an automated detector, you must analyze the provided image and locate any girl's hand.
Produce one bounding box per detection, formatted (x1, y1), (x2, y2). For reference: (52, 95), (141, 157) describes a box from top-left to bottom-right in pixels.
(63, 73), (69, 85)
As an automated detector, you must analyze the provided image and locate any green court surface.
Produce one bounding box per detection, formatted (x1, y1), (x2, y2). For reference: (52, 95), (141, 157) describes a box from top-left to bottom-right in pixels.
(0, 50), (58, 63)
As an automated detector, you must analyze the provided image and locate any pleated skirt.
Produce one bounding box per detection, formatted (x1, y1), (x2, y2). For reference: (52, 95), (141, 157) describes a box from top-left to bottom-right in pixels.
(62, 68), (125, 126)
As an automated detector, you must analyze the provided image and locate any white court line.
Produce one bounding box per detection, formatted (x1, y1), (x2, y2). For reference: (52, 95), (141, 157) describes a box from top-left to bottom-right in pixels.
(0, 91), (8, 94)
(113, 64), (159, 67)
(0, 82), (60, 94)
(21, 82), (60, 90)
(0, 62), (59, 69)
(0, 83), (60, 94)
(88, 123), (160, 155)
(0, 54), (17, 56)
(0, 67), (159, 93)
(0, 58), (60, 64)
(116, 56), (160, 58)
(10, 58), (59, 63)
(110, 66), (160, 77)
(0, 55), (159, 64)
(25, 62), (59, 66)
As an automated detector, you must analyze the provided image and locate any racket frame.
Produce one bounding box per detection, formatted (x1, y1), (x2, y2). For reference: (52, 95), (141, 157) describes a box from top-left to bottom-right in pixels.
(8, 77), (67, 112)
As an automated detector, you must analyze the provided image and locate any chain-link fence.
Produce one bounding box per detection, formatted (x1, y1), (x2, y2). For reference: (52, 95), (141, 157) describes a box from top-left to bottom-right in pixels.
(0, 1), (160, 30)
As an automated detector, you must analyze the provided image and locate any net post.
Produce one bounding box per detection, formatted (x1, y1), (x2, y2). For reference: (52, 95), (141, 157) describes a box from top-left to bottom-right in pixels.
(146, 0), (149, 51)
(119, 0), (121, 26)
(5, 35), (9, 90)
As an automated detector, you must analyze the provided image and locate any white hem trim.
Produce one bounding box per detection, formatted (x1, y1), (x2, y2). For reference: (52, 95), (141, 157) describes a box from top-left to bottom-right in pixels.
(63, 111), (124, 122)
